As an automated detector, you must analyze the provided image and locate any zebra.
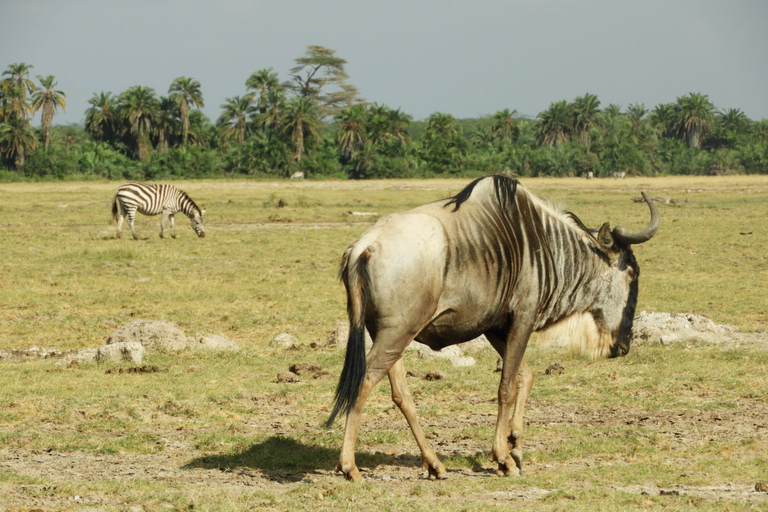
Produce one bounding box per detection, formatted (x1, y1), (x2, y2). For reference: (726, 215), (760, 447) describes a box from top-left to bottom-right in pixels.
(112, 183), (206, 239)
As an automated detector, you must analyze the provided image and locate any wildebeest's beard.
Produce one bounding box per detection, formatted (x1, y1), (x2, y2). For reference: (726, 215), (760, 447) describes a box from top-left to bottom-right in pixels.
(612, 253), (640, 358)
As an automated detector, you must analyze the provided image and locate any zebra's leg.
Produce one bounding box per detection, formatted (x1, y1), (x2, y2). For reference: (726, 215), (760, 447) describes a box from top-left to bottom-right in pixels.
(127, 211), (139, 240)
(116, 213), (124, 239)
(160, 212), (169, 238)
(169, 214), (176, 239)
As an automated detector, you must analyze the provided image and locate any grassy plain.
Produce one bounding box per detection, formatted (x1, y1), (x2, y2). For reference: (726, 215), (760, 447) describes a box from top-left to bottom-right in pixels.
(0, 176), (767, 511)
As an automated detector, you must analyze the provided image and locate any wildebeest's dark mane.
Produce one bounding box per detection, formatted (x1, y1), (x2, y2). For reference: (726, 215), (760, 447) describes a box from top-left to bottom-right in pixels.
(445, 174), (518, 212)
(446, 174), (596, 238)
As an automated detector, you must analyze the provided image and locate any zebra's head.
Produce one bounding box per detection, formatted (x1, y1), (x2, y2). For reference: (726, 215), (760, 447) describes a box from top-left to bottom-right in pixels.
(191, 208), (206, 237)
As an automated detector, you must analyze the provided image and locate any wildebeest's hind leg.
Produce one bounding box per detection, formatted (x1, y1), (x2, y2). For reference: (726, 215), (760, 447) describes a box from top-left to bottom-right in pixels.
(336, 328), (415, 482)
(388, 358), (447, 480)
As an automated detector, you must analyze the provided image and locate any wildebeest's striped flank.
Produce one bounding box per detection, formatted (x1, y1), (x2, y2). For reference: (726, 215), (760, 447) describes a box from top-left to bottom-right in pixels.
(112, 183), (206, 239)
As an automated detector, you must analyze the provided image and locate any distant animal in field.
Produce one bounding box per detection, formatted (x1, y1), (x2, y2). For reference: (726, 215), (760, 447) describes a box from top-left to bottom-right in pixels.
(327, 174), (659, 482)
(586, 171), (594, 179)
(112, 183), (206, 239)
(612, 171), (627, 179)
(290, 171), (305, 180)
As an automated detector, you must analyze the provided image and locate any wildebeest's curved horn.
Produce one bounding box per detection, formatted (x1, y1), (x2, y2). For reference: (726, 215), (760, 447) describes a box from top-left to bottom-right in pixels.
(612, 192), (660, 245)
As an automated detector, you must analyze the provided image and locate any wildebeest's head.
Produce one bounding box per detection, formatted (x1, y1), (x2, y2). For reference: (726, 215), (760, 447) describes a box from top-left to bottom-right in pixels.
(539, 192), (659, 359)
(191, 208), (206, 238)
(590, 192), (659, 357)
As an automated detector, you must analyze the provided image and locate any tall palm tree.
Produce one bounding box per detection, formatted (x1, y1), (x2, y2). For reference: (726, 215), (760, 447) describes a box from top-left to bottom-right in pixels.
(282, 96), (321, 165)
(154, 96), (178, 152)
(2, 63), (37, 103)
(650, 103), (676, 138)
(536, 100), (571, 146)
(255, 89), (285, 131)
(335, 104), (367, 159)
(491, 109), (518, 144)
(85, 92), (119, 142)
(0, 80), (33, 122)
(218, 95), (254, 145)
(30, 75), (66, 150)
(245, 68), (281, 115)
(674, 92), (716, 148)
(572, 93), (602, 145)
(0, 116), (38, 169)
(118, 86), (159, 161)
(168, 77), (204, 146)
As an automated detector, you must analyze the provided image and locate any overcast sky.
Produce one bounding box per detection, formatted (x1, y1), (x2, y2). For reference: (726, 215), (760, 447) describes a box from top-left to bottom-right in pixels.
(3, 0), (767, 127)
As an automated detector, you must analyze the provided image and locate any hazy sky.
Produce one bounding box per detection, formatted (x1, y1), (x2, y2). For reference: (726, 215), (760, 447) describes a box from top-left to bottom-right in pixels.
(3, 0), (767, 126)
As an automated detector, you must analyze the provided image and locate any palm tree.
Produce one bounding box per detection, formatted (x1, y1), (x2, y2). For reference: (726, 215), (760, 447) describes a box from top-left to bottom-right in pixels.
(245, 68), (281, 115)
(30, 75), (66, 150)
(650, 103), (676, 138)
(674, 92), (716, 148)
(218, 95), (254, 145)
(0, 116), (38, 169)
(536, 101), (572, 146)
(282, 96), (321, 165)
(491, 109), (518, 144)
(85, 92), (119, 142)
(169, 77), (204, 146)
(572, 94), (602, 145)
(2, 63), (37, 103)
(155, 96), (178, 152)
(255, 89), (285, 131)
(119, 86), (159, 161)
(336, 104), (367, 159)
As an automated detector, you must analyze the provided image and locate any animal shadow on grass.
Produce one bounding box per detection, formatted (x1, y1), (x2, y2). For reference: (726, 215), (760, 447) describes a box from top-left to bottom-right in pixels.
(184, 436), (338, 482)
(183, 435), (435, 481)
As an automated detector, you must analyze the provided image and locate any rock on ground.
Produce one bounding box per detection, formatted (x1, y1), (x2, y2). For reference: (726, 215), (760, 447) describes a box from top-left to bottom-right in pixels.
(107, 320), (192, 351)
(632, 312), (736, 345)
(96, 341), (145, 364)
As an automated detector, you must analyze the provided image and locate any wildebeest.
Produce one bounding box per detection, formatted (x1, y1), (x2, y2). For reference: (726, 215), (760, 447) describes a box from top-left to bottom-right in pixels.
(326, 175), (659, 481)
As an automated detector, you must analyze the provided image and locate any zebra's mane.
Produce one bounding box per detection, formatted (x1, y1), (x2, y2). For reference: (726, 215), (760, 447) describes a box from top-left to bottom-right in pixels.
(445, 174), (594, 238)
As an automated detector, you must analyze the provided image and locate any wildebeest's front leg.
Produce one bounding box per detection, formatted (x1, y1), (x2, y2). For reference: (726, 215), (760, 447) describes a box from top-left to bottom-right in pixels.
(492, 317), (534, 476)
(388, 358), (447, 480)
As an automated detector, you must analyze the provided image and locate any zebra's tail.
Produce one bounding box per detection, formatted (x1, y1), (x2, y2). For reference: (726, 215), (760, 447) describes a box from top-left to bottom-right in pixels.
(111, 194), (119, 222)
(325, 247), (369, 428)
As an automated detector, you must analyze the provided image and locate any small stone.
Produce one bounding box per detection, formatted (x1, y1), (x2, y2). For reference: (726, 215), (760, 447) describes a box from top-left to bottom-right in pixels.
(755, 481), (768, 493)
(425, 370), (446, 381)
(545, 362), (565, 375)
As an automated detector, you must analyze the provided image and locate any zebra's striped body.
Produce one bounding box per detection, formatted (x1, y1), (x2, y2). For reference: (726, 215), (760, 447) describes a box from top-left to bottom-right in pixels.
(112, 183), (206, 239)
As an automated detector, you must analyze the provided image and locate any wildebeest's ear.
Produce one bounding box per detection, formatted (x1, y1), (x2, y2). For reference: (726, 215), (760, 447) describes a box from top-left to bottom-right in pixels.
(597, 222), (615, 250)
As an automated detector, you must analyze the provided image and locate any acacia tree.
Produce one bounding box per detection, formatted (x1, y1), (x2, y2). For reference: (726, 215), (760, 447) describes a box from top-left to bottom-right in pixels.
(287, 45), (364, 119)
(169, 77), (204, 146)
(30, 75), (66, 150)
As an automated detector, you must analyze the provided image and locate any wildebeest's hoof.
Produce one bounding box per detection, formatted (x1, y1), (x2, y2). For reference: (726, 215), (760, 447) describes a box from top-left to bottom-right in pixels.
(427, 460), (448, 480)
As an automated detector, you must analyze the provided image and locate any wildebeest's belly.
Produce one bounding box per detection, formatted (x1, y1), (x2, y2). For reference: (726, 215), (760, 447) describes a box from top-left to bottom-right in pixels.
(415, 306), (502, 351)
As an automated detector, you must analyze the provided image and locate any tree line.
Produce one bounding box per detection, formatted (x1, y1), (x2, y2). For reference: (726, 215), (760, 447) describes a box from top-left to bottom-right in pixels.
(2, 46), (767, 181)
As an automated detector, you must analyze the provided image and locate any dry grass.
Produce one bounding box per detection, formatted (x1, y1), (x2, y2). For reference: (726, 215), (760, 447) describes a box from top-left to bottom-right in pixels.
(0, 176), (767, 511)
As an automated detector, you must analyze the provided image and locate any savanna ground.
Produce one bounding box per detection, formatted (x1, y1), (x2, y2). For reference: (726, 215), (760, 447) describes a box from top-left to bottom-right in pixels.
(0, 176), (766, 511)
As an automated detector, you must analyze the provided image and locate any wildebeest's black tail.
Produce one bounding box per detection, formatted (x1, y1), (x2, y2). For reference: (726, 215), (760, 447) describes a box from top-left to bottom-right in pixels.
(325, 248), (369, 428)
